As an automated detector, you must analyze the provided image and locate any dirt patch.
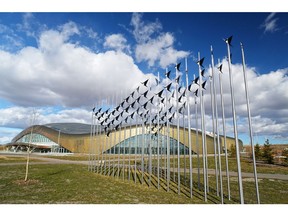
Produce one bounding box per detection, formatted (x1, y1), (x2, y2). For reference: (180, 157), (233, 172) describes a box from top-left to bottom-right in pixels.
(13, 179), (40, 186)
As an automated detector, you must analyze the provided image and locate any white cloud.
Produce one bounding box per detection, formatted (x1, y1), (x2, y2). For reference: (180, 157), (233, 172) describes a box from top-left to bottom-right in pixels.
(202, 58), (288, 141)
(0, 22), (148, 107)
(261, 13), (278, 33)
(130, 13), (162, 43)
(0, 24), (24, 51)
(104, 33), (130, 53)
(0, 106), (92, 144)
(131, 13), (189, 68)
(0, 106), (91, 129)
(58, 21), (80, 40)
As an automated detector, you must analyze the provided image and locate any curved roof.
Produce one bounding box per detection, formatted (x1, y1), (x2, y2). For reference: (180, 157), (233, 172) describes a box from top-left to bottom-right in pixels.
(45, 123), (92, 134)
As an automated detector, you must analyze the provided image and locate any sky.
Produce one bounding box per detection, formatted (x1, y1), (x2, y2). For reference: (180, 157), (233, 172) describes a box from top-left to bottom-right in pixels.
(0, 6), (288, 146)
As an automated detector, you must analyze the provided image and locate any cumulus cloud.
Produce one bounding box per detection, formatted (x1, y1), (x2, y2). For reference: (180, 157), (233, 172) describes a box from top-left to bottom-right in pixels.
(202, 58), (288, 140)
(0, 22), (148, 107)
(260, 13), (278, 33)
(131, 13), (189, 68)
(104, 33), (130, 53)
(0, 106), (91, 129)
(130, 13), (162, 43)
(135, 32), (188, 68)
(0, 106), (92, 144)
(0, 127), (21, 144)
(0, 24), (24, 51)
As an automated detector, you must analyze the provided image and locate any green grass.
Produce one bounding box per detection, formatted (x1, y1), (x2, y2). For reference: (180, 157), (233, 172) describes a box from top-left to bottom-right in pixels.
(1, 160), (287, 204)
(0, 155), (42, 163)
(42, 154), (89, 161)
(148, 156), (288, 175)
(46, 153), (288, 175)
(0, 164), (207, 204)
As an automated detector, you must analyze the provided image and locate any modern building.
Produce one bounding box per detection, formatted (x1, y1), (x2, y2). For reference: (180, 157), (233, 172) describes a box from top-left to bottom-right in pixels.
(6, 123), (243, 155)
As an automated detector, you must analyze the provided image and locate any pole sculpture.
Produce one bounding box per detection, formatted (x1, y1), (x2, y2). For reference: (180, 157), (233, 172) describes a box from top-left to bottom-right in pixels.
(197, 53), (207, 202)
(240, 42), (260, 204)
(185, 57), (193, 198)
(225, 36), (244, 204)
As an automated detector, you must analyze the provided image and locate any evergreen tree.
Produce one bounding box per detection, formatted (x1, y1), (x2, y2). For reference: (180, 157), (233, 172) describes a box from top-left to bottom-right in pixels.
(254, 143), (261, 160)
(262, 139), (274, 164)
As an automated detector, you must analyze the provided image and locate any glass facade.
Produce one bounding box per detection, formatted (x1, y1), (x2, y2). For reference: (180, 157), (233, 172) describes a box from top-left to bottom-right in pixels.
(105, 133), (193, 155)
(16, 133), (70, 153)
(17, 133), (58, 147)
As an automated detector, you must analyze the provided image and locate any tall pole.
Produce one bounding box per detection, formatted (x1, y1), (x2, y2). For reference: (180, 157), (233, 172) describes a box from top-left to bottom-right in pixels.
(198, 52), (207, 201)
(148, 93), (152, 186)
(194, 75), (201, 190)
(117, 124), (121, 178)
(135, 114), (138, 184)
(225, 36), (244, 204)
(129, 117), (132, 181)
(175, 64), (181, 195)
(209, 64), (219, 196)
(218, 59), (231, 200)
(166, 68), (170, 192)
(202, 80), (209, 193)
(211, 46), (224, 203)
(157, 72), (160, 189)
(185, 57), (193, 198)
(141, 115), (145, 184)
(240, 42), (260, 204)
(88, 107), (94, 171)
(123, 120), (126, 180)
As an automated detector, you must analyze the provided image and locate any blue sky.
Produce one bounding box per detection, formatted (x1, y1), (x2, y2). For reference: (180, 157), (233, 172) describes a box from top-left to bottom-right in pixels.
(0, 11), (288, 145)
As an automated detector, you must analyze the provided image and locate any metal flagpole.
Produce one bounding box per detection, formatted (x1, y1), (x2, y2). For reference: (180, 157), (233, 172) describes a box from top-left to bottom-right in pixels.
(185, 57), (193, 198)
(240, 42), (260, 204)
(117, 123), (121, 178)
(96, 115), (100, 173)
(225, 36), (244, 204)
(175, 63), (181, 195)
(94, 106), (100, 173)
(113, 126), (116, 176)
(194, 75), (201, 190)
(104, 127), (108, 175)
(209, 64), (219, 196)
(148, 96), (152, 187)
(211, 46), (224, 203)
(157, 73), (160, 189)
(202, 79), (209, 193)
(123, 117), (127, 180)
(182, 100), (186, 184)
(89, 107), (95, 171)
(135, 112), (138, 184)
(129, 116), (132, 181)
(165, 68), (171, 192)
(197, 52), (207, 201)
(218, 60), (231, 200)
(141, 115), (145, 184)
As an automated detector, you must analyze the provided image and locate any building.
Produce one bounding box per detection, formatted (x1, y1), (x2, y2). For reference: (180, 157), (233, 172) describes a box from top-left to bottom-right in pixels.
(6, 123), (243, 155)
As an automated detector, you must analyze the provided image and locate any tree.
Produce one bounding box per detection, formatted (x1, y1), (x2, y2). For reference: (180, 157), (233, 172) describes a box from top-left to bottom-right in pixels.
(282, 148), (288, 164)
(254, 143), (261, 160)
(262, 139), (274, 164)
(24, 110), (38, 182)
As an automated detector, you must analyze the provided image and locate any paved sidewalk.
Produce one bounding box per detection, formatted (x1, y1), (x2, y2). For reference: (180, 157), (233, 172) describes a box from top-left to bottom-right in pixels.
(1, 152), (288, 180)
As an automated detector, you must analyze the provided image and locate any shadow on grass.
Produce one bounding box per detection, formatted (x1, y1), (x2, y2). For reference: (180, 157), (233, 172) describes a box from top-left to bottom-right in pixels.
(90, 164), (240, 204)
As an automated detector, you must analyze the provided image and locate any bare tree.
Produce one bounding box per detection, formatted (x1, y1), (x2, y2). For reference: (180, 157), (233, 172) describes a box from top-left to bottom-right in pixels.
(24, 109), (38, 182)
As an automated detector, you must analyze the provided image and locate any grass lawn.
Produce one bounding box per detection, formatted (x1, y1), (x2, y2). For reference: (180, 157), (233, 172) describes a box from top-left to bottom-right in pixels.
(0, 155), (42, 163)
(0, 159), (287, 204)
(0, 163), (206, 204)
